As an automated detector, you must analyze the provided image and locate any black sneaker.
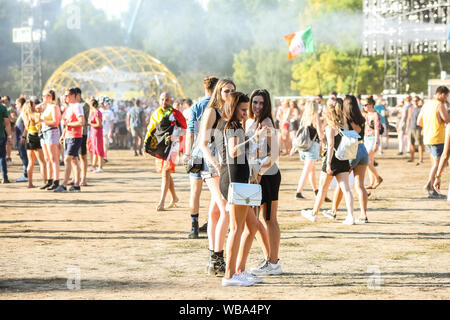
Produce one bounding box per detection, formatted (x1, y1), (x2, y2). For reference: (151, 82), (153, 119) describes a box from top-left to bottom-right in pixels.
(54, 185), (68, 193)
(199, 222), (208, 233)
(1, 178), (10, 184)
(296, 192), (305, 199)
(214, 254), (226, 277)
(428, 190), (446, 199)
(40, 180), (53, 190)
(206, 251), (217, 276)
(47, 181), (60, 191)
(69, 186), (81, 193)
(188, 221), (199, 239)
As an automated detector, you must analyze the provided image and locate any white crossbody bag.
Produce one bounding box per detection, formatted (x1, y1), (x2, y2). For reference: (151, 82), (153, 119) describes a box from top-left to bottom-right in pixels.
(224, 133), (262, 207)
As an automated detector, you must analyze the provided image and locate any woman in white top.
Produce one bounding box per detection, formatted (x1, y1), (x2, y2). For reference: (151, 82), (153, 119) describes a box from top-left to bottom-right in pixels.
(238, 89), (283, 278)
(38, 90), (62, 191)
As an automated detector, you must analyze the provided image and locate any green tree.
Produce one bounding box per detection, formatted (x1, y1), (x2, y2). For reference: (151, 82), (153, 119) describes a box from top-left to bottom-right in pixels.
(233, 46), (297, 96)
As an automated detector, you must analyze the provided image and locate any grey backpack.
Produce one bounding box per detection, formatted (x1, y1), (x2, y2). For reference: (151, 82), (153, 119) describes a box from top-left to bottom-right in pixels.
(293, 126), (317, 151)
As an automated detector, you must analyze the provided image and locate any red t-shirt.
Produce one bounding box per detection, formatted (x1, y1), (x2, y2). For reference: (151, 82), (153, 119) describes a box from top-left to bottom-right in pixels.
(64, 103), (84, 139)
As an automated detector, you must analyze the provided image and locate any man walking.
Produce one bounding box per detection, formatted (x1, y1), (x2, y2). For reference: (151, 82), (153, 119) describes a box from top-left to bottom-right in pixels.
(145, 92), (186, 211)
(127, 99), (146, 156)
(183, 76), (218, 239)
(418, 86), (450, 199)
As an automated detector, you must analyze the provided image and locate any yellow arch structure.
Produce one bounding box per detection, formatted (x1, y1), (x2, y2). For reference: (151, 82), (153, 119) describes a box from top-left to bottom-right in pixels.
(43, 46), (184, 99)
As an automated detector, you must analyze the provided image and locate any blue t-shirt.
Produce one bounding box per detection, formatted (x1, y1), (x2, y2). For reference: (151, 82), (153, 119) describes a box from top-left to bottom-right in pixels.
(188, 96), (211, 135)
(374, 104), (387, 124)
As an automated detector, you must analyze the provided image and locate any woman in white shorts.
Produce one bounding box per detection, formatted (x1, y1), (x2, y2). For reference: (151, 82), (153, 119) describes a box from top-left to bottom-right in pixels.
(39, 90), (62, 191)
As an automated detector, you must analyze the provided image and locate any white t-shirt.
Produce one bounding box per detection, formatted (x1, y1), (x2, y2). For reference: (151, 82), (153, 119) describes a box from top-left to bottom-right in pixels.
(100, 108), (115, 136)
(183, 108), (191, 122)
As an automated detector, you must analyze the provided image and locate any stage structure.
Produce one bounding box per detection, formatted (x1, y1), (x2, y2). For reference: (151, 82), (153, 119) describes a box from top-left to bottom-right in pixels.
(363, 0), (450, 94)
(43, 47), (184, 100)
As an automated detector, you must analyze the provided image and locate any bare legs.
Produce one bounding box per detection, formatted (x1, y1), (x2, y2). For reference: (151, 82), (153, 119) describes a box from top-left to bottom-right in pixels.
(225, 204), (249, 279)
(367, 150), (382, 188)
(43, 144), (60, 183)
(157, 170), (178, 211)
(333, 166), (368, 219)
(296, 159), (317, 194)
(26, 149), (47, 188)
(205, 177), (229, 253)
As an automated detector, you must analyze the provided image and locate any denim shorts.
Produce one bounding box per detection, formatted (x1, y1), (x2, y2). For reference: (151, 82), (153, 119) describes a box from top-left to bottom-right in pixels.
(200, 147), (219, 180)
(299, 141), (321, 161)
(190, 171), (202, 180)
(364, 135), (378, 152)
(65, 138), (83, 157)
(349, 143), (369, 168)
(41, 128), (60, 146)
(426, 144), (444, 158)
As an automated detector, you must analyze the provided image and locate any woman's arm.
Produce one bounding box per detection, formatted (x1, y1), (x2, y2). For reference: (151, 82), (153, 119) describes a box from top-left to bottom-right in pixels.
(259, 119), (279, 175)
(90, 116), (102, 129)
(199, 108), (220, 170)
(434, 125), (450, 191)
(374, 113), (380, 145)
(350, 121), (362, 136)
(325, 126), (335, 175)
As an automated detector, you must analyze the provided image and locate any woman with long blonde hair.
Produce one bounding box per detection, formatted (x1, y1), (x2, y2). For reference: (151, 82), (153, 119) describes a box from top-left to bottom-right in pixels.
(22, 100), (47, 188)
(39, 89), (62, 190)
(198, 79), (235, 277)
(292, 100), (324, 199)
(301, 98), (355, 225)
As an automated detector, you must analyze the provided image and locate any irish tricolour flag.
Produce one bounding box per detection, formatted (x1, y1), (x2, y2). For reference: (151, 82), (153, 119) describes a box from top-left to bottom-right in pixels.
(284, 26), (315, 60)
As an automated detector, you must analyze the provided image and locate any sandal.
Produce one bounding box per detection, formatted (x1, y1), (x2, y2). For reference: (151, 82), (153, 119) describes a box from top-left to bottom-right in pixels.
(373, 177), (383, 189)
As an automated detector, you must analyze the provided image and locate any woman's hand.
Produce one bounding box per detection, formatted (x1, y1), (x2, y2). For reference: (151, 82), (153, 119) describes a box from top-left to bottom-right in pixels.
(255, 124), (268, 140)
(212, 159), (220, 173)
(326, 163), (333, 176)
(434, 177), (441, 193)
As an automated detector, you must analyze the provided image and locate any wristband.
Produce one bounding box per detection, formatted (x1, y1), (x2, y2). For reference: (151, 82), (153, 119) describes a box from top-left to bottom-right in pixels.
(7, 136), (12, 139)
(435, 175), (441, 179)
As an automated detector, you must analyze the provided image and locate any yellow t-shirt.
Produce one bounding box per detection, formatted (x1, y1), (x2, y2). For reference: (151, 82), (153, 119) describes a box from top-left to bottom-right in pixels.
(422, 100), (445, 145)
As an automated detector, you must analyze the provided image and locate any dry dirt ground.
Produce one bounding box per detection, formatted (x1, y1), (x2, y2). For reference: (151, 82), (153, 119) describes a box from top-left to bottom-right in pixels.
(1, 144), (449, 300)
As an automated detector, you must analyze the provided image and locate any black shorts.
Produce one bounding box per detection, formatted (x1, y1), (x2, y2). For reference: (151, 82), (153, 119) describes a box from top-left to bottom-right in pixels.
(322, 155), (351, 176)
(79, 135), (88, 156)
(65, 138), (83, 157)
(27, 133), (42, 150)
(260, 170), (282, 220)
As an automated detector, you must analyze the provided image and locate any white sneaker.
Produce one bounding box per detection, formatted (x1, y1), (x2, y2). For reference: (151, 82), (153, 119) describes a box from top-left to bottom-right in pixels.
(95, 168), (104, 173)
(240, 271), (263, 284)
(222, 274), (254, 287)
(342, 215), (355, 225)
(16, 176), (28, 183)
(250, 260), (283, 276)
(88, 167), (95, 172)
(322, 210), (336, 220)
(301, 210), (317, 222)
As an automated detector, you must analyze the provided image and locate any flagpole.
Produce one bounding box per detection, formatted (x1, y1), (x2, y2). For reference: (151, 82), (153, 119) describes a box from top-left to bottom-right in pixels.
(314, 51), (322, 95)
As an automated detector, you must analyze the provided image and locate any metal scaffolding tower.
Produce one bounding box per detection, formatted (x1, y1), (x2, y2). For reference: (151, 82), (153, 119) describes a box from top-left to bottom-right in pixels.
(363, 0), (450, 94)
(20, 0), (43, 97)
